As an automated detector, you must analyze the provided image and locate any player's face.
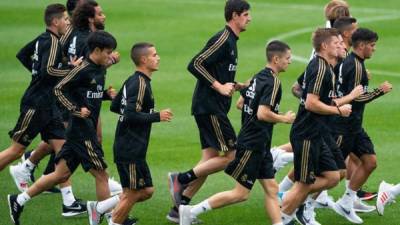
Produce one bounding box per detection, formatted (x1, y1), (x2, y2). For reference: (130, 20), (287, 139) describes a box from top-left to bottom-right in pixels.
(144, 47), (160, 72)
(56, 11), (70, 36)
(93, 6), (106, 30)
(234, 10), (251, 32)
(276, 50), (292, 72)
(97, 48), (114, 66)
(337, 35), (347, 59)
(363, 41), (376, 59)
(326, 35), (340, 58)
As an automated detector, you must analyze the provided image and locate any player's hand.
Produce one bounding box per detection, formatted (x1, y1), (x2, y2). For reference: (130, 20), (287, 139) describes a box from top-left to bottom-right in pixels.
(110, 51), (120, 65)
(380, 81), (392, 94)
(234, 82), (247, 91)
(213, 81), (235, 97)
(284, 110), (296, 124)
(338, 104), (352, 117)
(160, 108), (173, 122)
(79, 107), (91, 118)
(107, 86), (117, 99)
(70, 56), (83, 67)
(350, 85), (364, 99)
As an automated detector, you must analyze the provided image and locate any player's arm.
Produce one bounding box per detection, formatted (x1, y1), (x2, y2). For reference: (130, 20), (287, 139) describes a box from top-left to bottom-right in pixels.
(333, 85), (363, 106)
(291, 72), (305, 99)
(257, 78), (295, 124)
(236, 96), (244, 110)
(123, 78), (164, 124)
(60, 24), (73, 47)
(110, 87), (123, 114)
(305, 62), (351, 117)
(54, 67), (89, 118)
(257, 105), (295, 124)
(41, 36), (72, 77)
(353, 82), (390, 103)
(187, 31), (235, 96)
(16, 38), (38, 72)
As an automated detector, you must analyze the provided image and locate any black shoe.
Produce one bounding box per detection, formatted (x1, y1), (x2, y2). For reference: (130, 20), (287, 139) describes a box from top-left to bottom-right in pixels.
(8, 194), (24, 225)
(123, 217), (139, 225)
(357, 188), (377, 201)
(62, 199), (87, 217)
(295, 204), (307, 225)
(43, 186), (61, 194)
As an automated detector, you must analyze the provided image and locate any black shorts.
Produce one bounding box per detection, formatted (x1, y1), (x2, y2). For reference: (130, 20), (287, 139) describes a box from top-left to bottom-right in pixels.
(116, 161), (153, 190)
(225, 149), (274, 190)
(335, 129), (375, 159)
(55, 138), (107, 173)
(194, 114), (236, 152)
(291, 135), (338, 184)
(8, 106), (65, 146)
(322, 133), (346, 170)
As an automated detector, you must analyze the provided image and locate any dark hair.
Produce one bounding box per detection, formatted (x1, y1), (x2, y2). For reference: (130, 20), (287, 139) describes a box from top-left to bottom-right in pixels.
(312, 28), (340, 52)
(66, 0), (80, 15)
(266, 40), (290, 62)
(72, 0), (98, 30)
(44, 4), (66, 26)
(131, 42), (154, 66)
(333, 17), (357, 35)
(352, 28), (379, 48)
(87, 31), (117, 53)
(224, 0), (250, 22)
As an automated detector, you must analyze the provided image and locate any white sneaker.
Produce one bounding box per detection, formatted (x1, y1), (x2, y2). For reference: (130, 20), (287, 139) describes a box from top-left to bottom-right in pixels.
(108, 177), (122, 195)
(303, 202), (321, 225)
(376, 181), (395, 216)
(9, 163), (31, 192)
(315, 191), (335, 209)
(353, 197), (375, 213)
(333, 198), (363, 224)
(87, 201), (102, 225)
(179, 205), (193, 225)
(272, 148), (293, 172)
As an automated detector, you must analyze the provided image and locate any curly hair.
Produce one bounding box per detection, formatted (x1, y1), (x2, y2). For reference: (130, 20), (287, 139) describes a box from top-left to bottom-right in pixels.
(72, 0), (98, 30)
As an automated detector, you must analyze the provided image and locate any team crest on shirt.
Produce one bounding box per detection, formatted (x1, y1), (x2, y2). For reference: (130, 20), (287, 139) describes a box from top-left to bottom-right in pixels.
(241, 174), (248, 182)
(21, 135), (31, 143)
(228, 139), (235, 148)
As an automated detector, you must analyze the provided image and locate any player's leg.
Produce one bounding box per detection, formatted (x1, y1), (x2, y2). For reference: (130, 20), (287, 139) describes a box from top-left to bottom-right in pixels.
(260, 179), (281, 224)
(112, 187), (153, 224)
(168, 114), (236, 208)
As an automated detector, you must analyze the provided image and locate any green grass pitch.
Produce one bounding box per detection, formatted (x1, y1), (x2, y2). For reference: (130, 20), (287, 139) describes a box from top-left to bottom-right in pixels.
(0, 0), (399, 224)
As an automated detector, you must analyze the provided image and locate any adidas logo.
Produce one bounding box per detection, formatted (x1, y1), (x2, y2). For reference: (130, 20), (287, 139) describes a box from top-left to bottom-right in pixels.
(90, 79), (97, 84)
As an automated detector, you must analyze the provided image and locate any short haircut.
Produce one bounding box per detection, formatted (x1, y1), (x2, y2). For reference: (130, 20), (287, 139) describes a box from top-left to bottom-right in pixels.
(72, 0), (98, 30)
(44, 4), (67, 26)
(130, 42), (154, 66)
(312, 28), (340, 52)
(333, 17), (357, 35)
(87, 31), (117, 53)
(266, 40), (290, 62)
(352, 28), (378, 48)
(324, 0), (349, 21)
(224, 0), (250, 22)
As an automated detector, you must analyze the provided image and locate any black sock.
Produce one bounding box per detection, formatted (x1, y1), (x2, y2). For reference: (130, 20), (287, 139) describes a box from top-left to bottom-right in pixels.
(177, 169), (197, 184)
(180, 195), (191, 205)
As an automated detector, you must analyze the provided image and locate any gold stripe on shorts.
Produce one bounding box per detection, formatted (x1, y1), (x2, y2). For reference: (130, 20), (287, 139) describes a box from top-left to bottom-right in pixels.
(12, 109), (36, 142)
(231, 150), (252, 179)
(210, 115), (228, 151)
(301, 140), (311, 183)
(84, 140), (103, 170)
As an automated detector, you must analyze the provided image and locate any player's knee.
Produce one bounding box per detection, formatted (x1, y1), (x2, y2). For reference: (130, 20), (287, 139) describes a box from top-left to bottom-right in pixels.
(141, 188), (154, 200)
(327, 172), (340, 188)
(265, 182), (279, 198)
(232, 188), (249, 202)
(363, 159), (377, 172)
(57, 171), (71, 183)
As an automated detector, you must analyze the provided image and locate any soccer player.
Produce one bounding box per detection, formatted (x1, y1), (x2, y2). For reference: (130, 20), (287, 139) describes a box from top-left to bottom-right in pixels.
(0, 3), (72, 182)
(166, 0), (251, 223)
(99, 42), (172, 225)
(7, 30), (118, 225)
(376, 181), (399, 215)
(179, 40), (295, 225)
(333, 28), (392, 224)
(280, 28), (353, 225)
(12, 0), (122, 198)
